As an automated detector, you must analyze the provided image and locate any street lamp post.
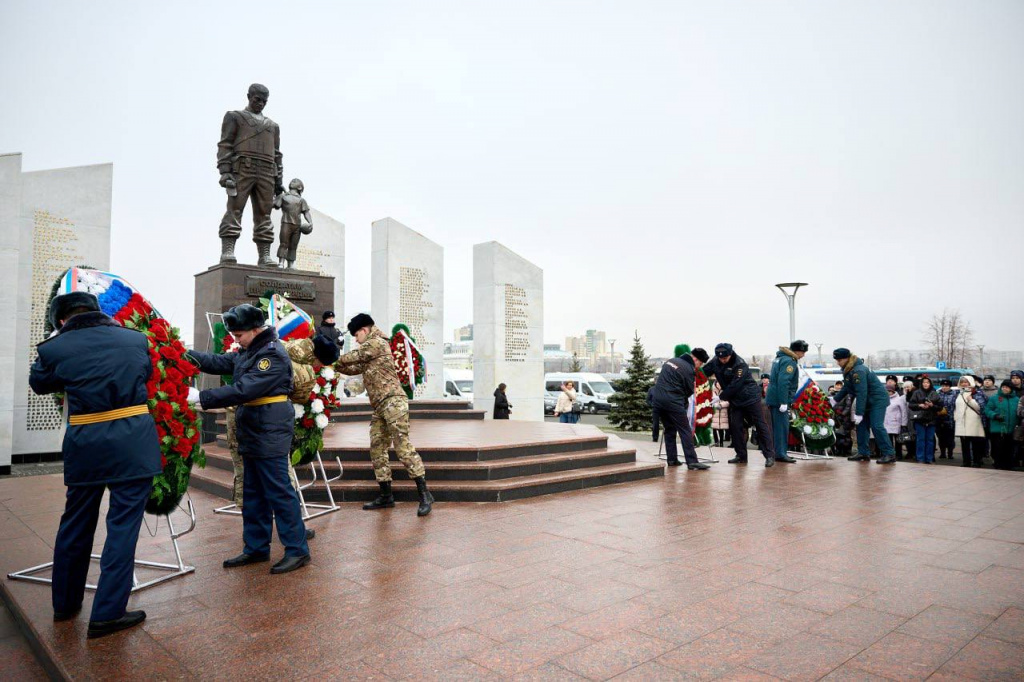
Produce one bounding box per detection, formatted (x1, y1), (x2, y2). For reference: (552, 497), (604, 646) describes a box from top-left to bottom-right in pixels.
(815, 343), (824, 365)
(977, 345), (985, 374)
(775, 282), (808, 344)
(609, 339), (617, 373)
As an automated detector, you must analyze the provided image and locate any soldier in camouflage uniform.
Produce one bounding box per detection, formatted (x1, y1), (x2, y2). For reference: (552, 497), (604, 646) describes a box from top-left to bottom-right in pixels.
(337, 313), (433, 516)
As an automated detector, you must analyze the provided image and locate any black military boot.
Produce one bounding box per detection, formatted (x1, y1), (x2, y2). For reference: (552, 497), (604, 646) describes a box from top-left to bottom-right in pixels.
(414, 477), (434, 516)
(220, 237), (237, 264)
(363, 481), (395, 510)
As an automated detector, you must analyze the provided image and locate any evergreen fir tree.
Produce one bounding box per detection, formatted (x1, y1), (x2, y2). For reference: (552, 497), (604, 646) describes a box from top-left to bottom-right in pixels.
(607, 332), (656, 432)
(569, 352), (583, 372)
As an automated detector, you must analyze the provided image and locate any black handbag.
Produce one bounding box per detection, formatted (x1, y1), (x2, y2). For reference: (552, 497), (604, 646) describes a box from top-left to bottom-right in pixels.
(897, 427), (913, 444)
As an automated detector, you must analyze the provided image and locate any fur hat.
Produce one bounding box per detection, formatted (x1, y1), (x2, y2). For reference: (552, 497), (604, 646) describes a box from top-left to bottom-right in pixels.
(714, 343), (733, 358)
(49, 292), (100, 330)
(691, 347), (709, 363)
(312, 333), (341, 365)
(347, 312), (374, 335)
(790, 339), (809, 352)
(223, 304), (265, 332)
(832, 347), (851, 360)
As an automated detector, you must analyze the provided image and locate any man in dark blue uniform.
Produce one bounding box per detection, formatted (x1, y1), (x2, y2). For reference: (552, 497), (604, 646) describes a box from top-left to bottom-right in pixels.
(702, 343), (776, 467)
(651, 346), (711, 470)
(30, 292), (161, 638)
(830, 348), (895, 464)
(766, 340), (807, 463)
(187, 304), (311, 573)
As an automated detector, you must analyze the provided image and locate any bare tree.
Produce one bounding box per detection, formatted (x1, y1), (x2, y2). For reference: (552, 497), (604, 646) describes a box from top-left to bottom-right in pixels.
(922, 309), (975, 368)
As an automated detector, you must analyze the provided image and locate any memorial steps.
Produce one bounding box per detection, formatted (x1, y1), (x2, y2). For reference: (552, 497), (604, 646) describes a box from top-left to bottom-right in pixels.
(190, 408), (664, 503)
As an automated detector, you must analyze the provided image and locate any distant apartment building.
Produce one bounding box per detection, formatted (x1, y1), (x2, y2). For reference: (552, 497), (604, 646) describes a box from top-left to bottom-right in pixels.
(453, 324), (473, 342)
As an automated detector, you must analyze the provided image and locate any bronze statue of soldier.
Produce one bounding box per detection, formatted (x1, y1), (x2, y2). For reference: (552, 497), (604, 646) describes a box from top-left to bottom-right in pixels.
(217, 83), (283, 267)
(274, 178), (313, 269)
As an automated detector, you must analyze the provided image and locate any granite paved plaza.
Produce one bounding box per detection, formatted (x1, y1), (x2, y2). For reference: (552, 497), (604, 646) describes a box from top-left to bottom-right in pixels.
(2, 450), (1024, 680)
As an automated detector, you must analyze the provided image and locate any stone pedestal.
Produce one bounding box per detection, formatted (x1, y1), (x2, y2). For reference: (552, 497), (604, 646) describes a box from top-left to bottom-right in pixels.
(473, 242), (544, 421)
(371, 218), (444, 399)
(193, 264), (335, 387)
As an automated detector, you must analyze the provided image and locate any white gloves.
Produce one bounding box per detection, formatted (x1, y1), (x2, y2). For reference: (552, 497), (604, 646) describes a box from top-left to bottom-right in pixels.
(712, 396), (721, 407)
(853, 414), (863, 425)
(829, 397), (837, 407)
(186, 387), (201, 405)
(779, 404), (788, 413)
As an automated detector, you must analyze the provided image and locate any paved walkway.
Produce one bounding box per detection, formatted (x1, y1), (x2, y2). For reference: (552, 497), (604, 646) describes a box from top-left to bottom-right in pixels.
(2, 452), (1023, 680)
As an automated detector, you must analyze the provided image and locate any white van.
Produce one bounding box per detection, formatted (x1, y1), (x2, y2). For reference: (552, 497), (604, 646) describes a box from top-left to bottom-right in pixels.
(544, 372), (616, 414)
(443, 369), (474, 403)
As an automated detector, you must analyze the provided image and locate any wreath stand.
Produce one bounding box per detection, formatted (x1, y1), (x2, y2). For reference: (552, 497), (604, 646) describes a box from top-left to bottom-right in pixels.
(8, 497), (197, 593)
(213, 452), (343, 521)
(788, 427), (834, 461)
(657, 433), (719, 464)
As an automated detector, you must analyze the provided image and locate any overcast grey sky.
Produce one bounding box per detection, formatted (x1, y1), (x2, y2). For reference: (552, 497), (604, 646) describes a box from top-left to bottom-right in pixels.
(2, 0), (1022, 359)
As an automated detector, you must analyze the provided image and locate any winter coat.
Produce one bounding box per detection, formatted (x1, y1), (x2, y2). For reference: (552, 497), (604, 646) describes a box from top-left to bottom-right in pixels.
(651, 354), (695, 413)
(766, 347), (799, 407)
(984, 392), (1020, 435)
(1012, 370), (1024, 397)
(935, 390), (958, 428)
(317, 323), (344, 349)
(493, 388), (511, 419)
(884, 393), (909, 435)
(954, 384), (986, 438)
(711, 384), (730, 430)
(191, 326), (295, 459)
(908, 388), (942, 425)
(555, 388), (576, 415)
(702, 354), (761, 408)
(833, 356), (890, 416)
(29, 311), (162, 487)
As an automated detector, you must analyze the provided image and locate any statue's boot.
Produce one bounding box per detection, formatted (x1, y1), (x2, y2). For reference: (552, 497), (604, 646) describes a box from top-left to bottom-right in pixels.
(256, 242), (277, 268)
(220, 238), (237, 264)
(278, 258), (287, 269)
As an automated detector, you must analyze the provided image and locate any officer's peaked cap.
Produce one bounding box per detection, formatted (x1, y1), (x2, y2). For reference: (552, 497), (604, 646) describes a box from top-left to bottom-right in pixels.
(790, 339), (809, 352)
(49, 292), (100, 330)
(223, 304), (265, 332)
(347, 313), (374, 335)
(714, 343), (733, 358)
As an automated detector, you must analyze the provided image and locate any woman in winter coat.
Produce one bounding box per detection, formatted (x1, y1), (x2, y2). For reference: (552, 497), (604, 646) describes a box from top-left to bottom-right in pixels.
(984, 380), (1020, 470)
(935, 380), (959, 459)
(493, 383), (511, 420)
(711, 381), (730, 447)
(883, 386), (909, 459)
(554, 381), (578, 424)
(909, 376), (941, 463)
(954, 375), (987, 468)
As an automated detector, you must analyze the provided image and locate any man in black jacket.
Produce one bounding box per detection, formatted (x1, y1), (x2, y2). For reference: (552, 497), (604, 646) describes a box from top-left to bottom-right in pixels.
(318, 310), (344, 349)
(187, 304), (310, 574)
(651, 346), (711, 470)
(30, 292), (162, 638)
(702, 343), (776, 467)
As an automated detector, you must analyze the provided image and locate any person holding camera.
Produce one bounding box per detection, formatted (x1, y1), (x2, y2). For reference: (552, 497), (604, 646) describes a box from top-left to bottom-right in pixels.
(554, 381), (579, 423)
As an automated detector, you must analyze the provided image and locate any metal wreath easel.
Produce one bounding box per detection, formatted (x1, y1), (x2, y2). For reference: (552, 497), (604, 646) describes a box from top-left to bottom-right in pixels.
(657, 433), (719, 464)
(213, 452), (344, 520)
(8, 496), (198, 592)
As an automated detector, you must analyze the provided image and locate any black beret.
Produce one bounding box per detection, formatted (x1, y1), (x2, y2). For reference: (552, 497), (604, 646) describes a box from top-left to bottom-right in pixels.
(312, 333), (341, 365)
(833, 347), (851, 360)
(49, 292), (100, 330)
(223, 304), (265, 332)
(790, 339), (809, 352)
(714, 343), (733, 358)
(347, 312), (374, 335)
(691, 347), (709, 363)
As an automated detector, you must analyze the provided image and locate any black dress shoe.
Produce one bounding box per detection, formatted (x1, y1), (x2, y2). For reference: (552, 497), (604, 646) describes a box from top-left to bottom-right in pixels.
(687, 463), (710, 470)
(764, 457), (775, 468)
(727, 457), (747, 464)
(847, 454), (870, 462)
(87, 610), (146, 639)
(270, 554), (311, 574)
(305, 528), (315, 541)
(223, 552), (270, 568)
(54, 606), (81, 622)
(666, 460), (683, 467)
(877, 456), (896, 464)
(776, 456), (797, 463)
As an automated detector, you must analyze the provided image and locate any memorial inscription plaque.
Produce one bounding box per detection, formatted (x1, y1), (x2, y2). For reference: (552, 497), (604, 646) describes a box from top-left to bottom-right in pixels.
(244, 275), (317, 301)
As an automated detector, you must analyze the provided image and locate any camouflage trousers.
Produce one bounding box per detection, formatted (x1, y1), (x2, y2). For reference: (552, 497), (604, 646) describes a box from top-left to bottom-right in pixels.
(226, 408), (299, 509)
(369, 397), (426, 482)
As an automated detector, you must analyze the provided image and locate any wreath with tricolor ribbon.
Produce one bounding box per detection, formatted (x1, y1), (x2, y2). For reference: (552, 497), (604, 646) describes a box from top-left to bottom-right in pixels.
(390, 323), (427, 399)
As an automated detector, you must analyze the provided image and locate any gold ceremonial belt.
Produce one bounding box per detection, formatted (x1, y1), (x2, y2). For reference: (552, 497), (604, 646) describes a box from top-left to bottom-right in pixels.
(69, 404), (149, 426)
(244, 395), (288, 407)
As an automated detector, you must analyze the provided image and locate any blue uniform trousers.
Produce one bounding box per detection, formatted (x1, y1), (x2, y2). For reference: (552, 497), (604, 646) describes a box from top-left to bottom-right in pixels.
(655, 408), (699, 465)
(857, 403), (894, 457)
(242, 454), (309, 558)
(771, 409), (791, 459)
(52, 477), (151, 622)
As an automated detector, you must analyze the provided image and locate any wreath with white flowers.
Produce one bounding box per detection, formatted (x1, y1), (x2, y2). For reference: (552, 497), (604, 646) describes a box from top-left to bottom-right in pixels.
(292, 364), (342, 466)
